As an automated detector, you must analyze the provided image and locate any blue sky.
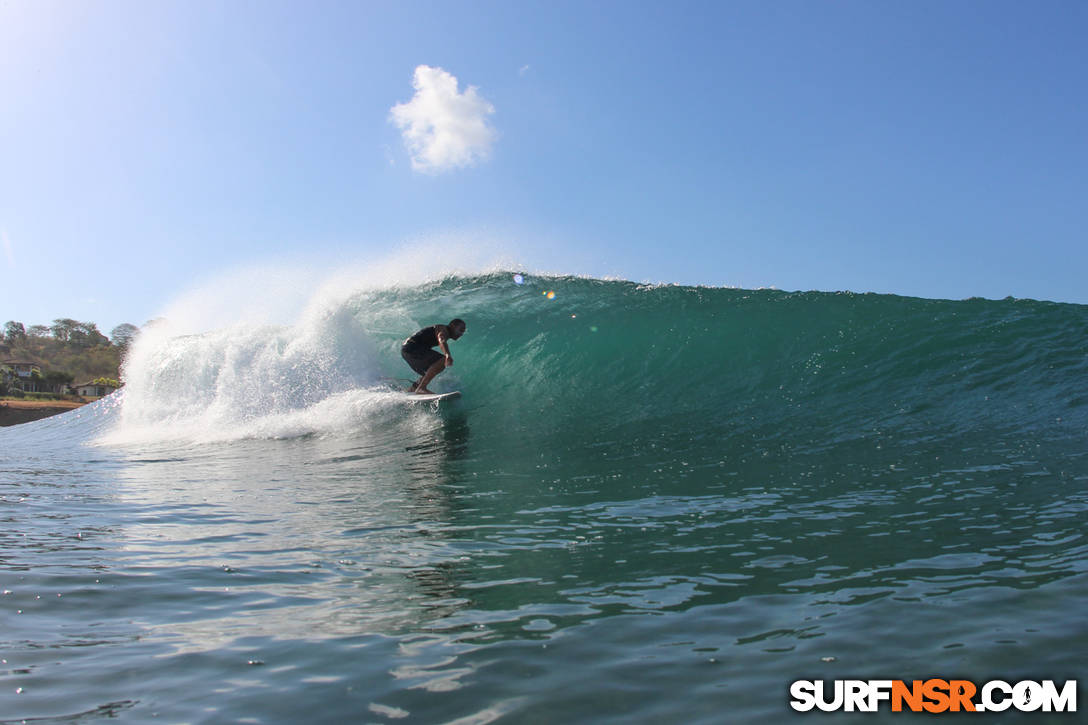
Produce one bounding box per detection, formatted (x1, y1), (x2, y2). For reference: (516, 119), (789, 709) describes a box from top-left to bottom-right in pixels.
(2, 0), (1086, 334)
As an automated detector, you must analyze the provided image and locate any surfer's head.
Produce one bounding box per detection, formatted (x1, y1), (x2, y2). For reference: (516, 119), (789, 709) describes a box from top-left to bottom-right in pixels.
(448, 319), (467, 339)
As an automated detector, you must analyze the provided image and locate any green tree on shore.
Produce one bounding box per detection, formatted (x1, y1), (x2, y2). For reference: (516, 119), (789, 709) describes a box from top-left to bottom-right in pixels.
(111, 323), (140, 351)
(50, 318), (79, 343)
(4, 321), (26, 344)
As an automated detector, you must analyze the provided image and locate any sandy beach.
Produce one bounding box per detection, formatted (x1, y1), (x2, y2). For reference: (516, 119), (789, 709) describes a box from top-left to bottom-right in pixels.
(0, 399), (86, 426)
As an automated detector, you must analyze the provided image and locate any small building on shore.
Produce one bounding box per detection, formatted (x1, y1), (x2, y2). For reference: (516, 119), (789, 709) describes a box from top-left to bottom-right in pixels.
(73, 380), (119, 398)
(3, 361), (43, 392)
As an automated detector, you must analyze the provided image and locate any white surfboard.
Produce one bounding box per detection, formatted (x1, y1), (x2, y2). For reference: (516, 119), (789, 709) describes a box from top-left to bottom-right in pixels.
(404, 390), (461, 403)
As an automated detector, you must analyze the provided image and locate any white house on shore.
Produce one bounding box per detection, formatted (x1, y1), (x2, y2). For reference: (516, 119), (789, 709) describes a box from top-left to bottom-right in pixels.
(73, 381), (119, 398)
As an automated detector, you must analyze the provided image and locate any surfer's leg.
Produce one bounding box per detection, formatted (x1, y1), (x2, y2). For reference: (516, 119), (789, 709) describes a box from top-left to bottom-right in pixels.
(404, 347), (442, 393)
(412, 359), (445, 394)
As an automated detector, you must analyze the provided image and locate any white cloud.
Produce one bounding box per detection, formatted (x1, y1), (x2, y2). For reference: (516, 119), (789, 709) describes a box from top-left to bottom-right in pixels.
(389, 65), (496, 174)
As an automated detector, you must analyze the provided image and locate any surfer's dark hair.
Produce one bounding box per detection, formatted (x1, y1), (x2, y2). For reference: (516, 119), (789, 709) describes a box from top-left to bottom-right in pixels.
(450, 318), (466, 329)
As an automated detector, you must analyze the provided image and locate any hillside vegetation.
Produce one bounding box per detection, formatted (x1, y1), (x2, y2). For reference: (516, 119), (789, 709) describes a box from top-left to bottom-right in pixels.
(2, 319), (138, 393)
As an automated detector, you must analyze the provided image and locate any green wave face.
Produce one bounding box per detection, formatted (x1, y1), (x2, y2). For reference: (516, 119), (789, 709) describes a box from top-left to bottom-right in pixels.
(361, 273), (1088, 457)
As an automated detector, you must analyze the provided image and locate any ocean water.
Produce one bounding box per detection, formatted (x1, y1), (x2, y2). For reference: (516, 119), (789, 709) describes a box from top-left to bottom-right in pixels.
(2, 273), (1087, 722)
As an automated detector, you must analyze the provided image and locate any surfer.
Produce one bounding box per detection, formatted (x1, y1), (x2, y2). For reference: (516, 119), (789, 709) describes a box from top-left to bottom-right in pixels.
(401, 319), (466, 394)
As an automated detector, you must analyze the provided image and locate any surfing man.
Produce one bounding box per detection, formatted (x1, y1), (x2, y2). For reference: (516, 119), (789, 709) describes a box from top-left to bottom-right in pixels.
(401, 319), (466, 394)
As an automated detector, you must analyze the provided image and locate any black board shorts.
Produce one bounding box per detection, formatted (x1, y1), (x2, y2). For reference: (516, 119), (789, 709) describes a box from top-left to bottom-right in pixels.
(401, 344), (443, 376)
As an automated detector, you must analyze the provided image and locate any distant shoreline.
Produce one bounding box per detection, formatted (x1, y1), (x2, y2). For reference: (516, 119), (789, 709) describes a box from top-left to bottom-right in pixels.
(0, 399), (87, 427)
